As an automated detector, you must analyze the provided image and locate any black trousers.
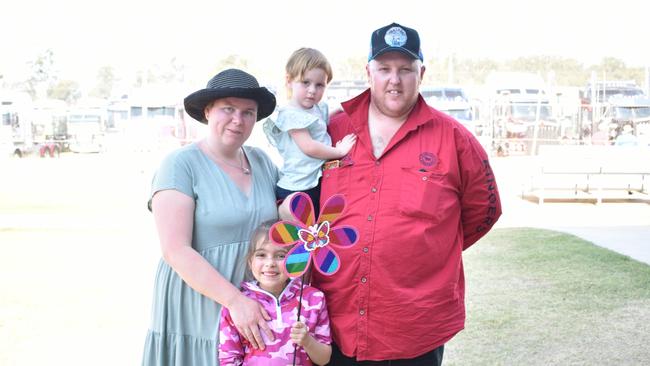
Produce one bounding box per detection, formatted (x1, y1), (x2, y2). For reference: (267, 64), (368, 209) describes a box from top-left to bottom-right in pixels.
(276, 183), (321, 218)
(327, 343), (444, 366)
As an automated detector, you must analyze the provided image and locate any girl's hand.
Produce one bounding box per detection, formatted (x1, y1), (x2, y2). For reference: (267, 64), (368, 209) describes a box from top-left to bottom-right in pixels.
(228, 294), (273, 350)
(290, 321), (311, 347)
(290, 320), (332, 365)
(335, 133), (357, 156)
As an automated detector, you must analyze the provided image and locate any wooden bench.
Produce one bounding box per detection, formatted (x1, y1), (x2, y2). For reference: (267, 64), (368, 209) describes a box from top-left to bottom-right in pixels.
(526, 145), (650, 204)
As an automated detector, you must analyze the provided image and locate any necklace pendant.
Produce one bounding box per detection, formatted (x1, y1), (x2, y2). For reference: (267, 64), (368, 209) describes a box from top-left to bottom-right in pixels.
(242, 167), (251, 175)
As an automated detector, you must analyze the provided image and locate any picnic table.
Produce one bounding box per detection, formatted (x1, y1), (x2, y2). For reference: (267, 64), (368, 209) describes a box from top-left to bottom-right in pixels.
(525, 145), (650, 204)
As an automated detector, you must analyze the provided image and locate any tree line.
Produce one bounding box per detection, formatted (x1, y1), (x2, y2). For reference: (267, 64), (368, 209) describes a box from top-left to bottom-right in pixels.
(1, 49), (647, 105)
(336, 55), (648, 87)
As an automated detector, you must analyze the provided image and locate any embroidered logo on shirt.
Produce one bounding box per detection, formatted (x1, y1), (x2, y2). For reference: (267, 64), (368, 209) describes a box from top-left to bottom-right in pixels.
(419, 152), (438, 167)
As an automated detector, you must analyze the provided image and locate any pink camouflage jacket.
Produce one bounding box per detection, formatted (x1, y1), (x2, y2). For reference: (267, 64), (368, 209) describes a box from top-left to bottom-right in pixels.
(218, 278), (331, 365)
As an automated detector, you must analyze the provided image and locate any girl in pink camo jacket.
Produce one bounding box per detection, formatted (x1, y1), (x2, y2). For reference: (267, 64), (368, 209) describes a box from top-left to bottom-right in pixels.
(219, 220), (332, 365)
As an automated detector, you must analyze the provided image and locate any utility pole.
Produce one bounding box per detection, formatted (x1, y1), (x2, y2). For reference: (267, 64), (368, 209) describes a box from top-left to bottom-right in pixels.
(447, 52), (455, 85)
(645, 65), (650, 96)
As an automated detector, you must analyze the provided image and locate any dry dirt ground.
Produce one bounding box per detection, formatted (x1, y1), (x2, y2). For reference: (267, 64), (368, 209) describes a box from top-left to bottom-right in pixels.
(1, 150), (163, 365)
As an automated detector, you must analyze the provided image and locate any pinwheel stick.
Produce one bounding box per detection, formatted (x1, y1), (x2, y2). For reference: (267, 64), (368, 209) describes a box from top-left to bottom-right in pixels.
(292, 272), (306, 366)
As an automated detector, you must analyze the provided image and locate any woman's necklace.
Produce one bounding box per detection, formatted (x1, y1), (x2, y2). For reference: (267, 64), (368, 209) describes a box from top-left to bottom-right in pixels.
(203, 141), (250, 175)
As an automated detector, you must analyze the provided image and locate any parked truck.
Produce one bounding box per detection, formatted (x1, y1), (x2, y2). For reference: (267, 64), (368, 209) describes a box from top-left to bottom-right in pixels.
(421, 85), (476, 133)
(485, 72), (560, 156)
(325, 80), (367, 112)
(32, 99), (70, 157)
(598, 95), (650, 145)
(66, 107), (107, 153)
(1, 91), (72, 158)
(579, 80), (646, 139)
(1, 91), (37, 158)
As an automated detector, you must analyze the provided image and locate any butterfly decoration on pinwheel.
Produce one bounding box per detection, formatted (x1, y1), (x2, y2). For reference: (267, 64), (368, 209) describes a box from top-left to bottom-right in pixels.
(269, 192), (359, 278)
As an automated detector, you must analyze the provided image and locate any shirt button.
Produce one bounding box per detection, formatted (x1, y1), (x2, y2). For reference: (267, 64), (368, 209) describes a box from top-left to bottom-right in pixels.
(363, 247), (369, 253)
(359, 309), (365, 315)
(375, 161), (380, 166)
(325, 173), (330, 178)
(361, 277), (367, 283)
(422, 176), (428, 181)
(371, 187), (377, 193)
(367, 215), (373, 221)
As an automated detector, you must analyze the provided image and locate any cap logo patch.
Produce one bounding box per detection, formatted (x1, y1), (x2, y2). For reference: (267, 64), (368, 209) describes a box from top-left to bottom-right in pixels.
(384, 26), (407, 47)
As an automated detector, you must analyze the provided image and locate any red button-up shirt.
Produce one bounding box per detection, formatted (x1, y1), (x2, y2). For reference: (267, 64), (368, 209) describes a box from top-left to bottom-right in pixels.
(313, 90), (501, 361)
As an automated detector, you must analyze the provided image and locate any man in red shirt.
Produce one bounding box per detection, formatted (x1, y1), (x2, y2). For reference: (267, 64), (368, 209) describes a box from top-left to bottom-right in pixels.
(313, 22), (502, 365)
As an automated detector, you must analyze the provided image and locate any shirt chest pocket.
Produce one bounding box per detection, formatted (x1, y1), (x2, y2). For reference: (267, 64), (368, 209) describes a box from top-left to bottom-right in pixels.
(320, 162), (353, 201)
(399, 167), (456, 223)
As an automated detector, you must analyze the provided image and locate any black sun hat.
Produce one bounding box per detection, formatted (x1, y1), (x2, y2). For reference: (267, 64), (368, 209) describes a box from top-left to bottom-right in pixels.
(184, 68), (276, 123)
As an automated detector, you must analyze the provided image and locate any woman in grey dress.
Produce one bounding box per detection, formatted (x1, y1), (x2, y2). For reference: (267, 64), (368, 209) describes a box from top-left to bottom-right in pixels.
(143, 69), (279, 365)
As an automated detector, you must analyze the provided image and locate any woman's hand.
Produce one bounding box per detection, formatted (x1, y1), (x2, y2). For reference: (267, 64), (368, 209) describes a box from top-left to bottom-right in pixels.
(290, 321), (311, 347)
(227, 294), (274, 350)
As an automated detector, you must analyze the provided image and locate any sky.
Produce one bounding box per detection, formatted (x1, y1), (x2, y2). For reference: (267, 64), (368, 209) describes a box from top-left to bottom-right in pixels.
(2, 0), (649, 92)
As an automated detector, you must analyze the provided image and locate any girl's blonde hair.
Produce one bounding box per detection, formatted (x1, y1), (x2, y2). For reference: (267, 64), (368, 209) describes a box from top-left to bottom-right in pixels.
(244, 219), (279, 281)
(285, 47), (333, 84)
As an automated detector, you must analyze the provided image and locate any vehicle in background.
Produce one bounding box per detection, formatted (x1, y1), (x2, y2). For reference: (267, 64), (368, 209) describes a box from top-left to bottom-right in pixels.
(581, 80), (645, 105)
(485, 72), (560, 155)
(1, 91), (37, 158)
(107, 89), (188, 151)
(579, 80), (646, 137)
(67, 108), (106, 153)
(599, 96), (650, 145)
(421, 86), (476, 134)
(325, 80), (367, 112)
(495, 92), (554, 136)
(32, 99), (70, 157)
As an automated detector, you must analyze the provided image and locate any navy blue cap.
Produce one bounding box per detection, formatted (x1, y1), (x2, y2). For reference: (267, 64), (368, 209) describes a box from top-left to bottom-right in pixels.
(368, 22), (423, 61)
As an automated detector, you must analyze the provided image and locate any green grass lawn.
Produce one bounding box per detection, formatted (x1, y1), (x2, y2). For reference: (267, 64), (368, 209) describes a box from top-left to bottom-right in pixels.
(444, 228), (650, 365)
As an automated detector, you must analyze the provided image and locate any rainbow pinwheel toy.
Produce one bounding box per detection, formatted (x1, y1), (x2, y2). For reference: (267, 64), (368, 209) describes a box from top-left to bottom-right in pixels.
(269, 192), (358, 366)
(269, 192), (359, 279)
